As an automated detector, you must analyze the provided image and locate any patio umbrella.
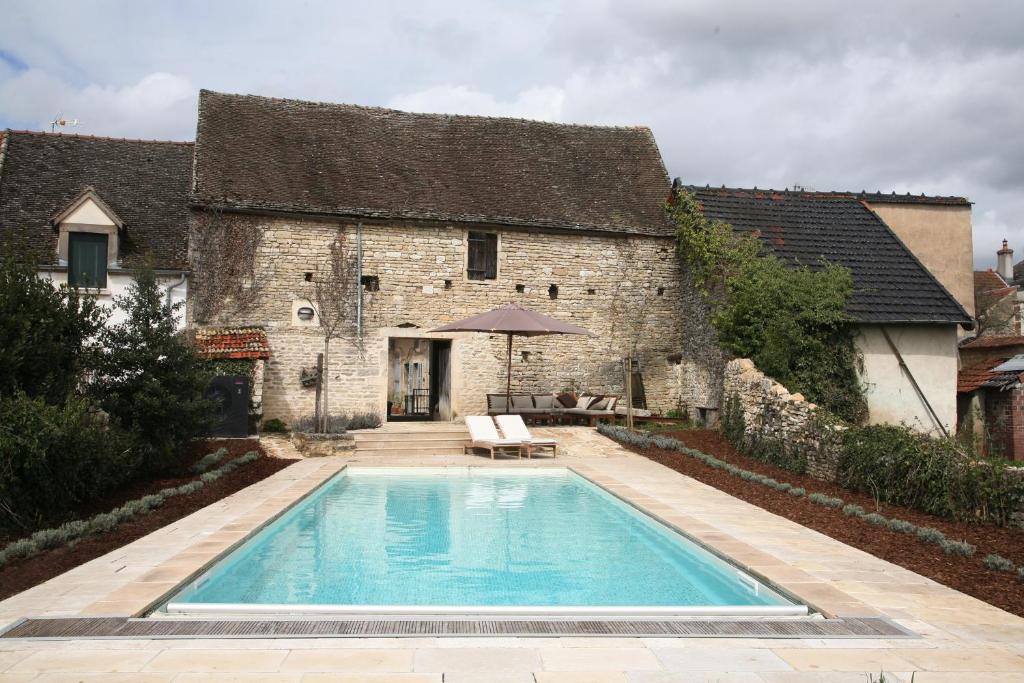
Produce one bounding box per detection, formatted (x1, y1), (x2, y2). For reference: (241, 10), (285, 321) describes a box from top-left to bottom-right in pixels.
(429, 303), (593, 413)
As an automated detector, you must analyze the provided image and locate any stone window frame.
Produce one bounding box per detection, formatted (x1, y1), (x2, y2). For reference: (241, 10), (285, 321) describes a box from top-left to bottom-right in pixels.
(463, 228), (501, 285)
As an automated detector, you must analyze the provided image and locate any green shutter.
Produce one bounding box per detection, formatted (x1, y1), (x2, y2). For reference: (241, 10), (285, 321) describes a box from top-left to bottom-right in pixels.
(68, 233), (108, 288)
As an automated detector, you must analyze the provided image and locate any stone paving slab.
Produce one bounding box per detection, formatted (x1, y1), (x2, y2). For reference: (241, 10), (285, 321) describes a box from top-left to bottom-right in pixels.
(0, 427), (1021, 680)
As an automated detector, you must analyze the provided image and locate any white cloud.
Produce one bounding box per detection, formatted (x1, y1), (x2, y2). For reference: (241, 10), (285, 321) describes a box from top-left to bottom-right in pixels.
(388, 84), (566, 121)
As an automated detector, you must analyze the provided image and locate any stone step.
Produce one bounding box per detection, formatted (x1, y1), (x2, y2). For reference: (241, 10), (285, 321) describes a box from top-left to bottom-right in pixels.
(352, 445), (468, 457)
(352, 431), (468, 443)
(355, 438), (469, 451)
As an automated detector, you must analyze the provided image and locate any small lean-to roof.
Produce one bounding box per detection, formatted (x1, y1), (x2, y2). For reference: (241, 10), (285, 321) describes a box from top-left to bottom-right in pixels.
(192, 90), (674, 236)
(960, 335), (1024, 350)
(685, 185), (972, 326)
(194, 327), (271, 360)
(958, 356), (1024, 393)
(0, 130), (193, 269)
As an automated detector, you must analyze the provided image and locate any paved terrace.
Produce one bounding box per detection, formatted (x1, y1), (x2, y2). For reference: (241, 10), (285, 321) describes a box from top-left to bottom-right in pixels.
(1, 428), (1023, 682)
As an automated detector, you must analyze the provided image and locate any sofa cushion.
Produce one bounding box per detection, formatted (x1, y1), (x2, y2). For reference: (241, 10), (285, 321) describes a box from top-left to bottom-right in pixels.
(488, 395), (508, 412)
(590, 397), (611, 411)
(576, 395), (597, 409)
(533, 394), (555, 409)
(511, 395), (534, 410)
(557, 392), (577, 408)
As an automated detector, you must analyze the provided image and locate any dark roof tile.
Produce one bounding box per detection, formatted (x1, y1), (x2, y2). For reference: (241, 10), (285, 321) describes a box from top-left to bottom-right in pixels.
(192, 90), (673, 236)
(0, 130), (192, 269)
(686, 185), (971, 325)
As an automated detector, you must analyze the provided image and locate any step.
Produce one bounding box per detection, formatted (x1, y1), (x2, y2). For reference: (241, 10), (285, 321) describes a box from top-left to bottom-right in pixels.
(356, 439), (469, 451)
(352, 431), (468, 444)
(352, 445), (468, 457)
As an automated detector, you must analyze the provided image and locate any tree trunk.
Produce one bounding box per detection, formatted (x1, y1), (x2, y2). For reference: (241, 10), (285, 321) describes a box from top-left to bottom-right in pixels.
(313, 352), (324, 433)
(321, 338), (330, 433)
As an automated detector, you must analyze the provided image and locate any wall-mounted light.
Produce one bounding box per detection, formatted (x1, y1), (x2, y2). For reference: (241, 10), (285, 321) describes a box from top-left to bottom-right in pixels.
(297, 306), (315, 321)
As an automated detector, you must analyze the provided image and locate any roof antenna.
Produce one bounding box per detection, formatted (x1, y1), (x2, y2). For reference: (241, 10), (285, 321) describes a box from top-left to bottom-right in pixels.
(49, 112), (80, 133)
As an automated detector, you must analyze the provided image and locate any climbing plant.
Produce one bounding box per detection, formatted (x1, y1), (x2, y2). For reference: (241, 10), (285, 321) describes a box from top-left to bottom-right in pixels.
(669, 189), (867, 423)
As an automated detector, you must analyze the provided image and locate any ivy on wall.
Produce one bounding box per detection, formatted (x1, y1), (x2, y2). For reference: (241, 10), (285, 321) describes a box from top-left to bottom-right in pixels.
(668, 189), (867, 423)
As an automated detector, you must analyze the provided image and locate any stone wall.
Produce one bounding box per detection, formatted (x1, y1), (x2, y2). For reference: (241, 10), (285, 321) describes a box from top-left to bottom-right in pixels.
(723, 358), (842, 481)
(190, 214), (723, 424)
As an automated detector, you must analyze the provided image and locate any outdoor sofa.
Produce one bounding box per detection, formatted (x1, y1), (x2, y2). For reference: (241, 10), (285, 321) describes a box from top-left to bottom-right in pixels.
(486, 393), (619, 426)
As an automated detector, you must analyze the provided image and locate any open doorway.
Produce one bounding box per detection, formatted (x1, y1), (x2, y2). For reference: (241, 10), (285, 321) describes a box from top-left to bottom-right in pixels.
(387, 338), (452, 421)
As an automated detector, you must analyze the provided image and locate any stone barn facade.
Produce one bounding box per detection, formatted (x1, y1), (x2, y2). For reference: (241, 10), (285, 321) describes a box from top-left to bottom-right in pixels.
(188, 91), (721, 425)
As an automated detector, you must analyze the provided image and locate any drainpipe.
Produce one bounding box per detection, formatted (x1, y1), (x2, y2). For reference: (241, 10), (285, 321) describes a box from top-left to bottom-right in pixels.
(164, 271), (187, 311)
(880, 327), (948, 437)
(356, 222), (363, 341)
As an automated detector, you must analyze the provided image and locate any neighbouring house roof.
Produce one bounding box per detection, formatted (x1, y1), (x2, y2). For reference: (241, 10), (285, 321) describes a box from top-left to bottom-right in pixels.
(975, 269), (1009, 294)
(194, 327), (271, 360)
(0, 130), (193, 269)
(795, 190), (971, 207)
(192, 90), (673, 236)
(960, 335), (1024, 349)
(958, 356), (1024, 393)
(685, 185), (972, 326)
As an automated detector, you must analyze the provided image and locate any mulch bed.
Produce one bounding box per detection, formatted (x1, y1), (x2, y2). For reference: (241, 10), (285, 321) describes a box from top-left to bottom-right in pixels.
(619, 429), (1024, 618)
(0, 439), (294, 602)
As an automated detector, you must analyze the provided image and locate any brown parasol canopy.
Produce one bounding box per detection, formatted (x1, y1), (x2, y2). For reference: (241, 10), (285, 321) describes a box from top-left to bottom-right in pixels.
(429, 303), (593, 412)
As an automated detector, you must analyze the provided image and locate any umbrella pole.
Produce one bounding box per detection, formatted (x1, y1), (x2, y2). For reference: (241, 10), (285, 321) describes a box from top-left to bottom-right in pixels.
(506, 334), (513, 414)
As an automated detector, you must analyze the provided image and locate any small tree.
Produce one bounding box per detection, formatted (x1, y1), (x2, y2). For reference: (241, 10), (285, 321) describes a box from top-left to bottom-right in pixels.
(88, 266), (212, 472)
(307, 230), (358, 432)
(0, 247), (106, 404)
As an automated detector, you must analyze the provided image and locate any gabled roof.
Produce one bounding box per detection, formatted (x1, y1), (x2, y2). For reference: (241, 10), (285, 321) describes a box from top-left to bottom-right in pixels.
(796, 190), (970, 207)
(0, 130), (193, 269)
(685, 185), (972, 325)
(50, 186), (124, 229)
(194, 327), (271, 360)
(192, 90), (673, 236)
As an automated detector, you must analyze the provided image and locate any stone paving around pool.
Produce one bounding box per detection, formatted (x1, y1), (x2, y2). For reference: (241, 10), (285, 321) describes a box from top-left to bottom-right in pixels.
(1, 427), (1023, 681)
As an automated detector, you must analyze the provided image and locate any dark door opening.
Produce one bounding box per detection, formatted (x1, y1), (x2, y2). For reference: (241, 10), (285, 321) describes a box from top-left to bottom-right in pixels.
(387, 338), (452, 421)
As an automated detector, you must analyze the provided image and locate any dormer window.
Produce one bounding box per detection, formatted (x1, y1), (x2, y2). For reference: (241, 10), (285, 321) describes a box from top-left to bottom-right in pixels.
(68, 232), (108, 288)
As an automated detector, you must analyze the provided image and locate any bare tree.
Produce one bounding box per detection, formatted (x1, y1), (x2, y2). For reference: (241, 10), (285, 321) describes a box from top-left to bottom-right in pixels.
(307, 229), (359, 432)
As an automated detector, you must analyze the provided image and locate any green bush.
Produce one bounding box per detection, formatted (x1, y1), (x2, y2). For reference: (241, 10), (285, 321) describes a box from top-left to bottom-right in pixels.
(348, 412), (383, 430)
(1018, 567), (1024, 582)
(261, 418), (288, 433)
(887, 518), (916, 534)
(983, 554), (1014, 571)
(808, 493), (843, 508)
(838, 424), (1024, 525)
(940, 539), (976, 557)
(787, 487), (806, 497)
(191, 447), (228, 474)
(862, 512), (887, 526)
(0, 393), (137, 532)
(842, 503), (865, 517)
(88, 267), (213, 473)
(916, 526), (946, 545)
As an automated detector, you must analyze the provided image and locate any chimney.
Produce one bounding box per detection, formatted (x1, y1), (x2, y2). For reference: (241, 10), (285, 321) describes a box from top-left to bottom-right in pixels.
(998, 239), (1014, 282)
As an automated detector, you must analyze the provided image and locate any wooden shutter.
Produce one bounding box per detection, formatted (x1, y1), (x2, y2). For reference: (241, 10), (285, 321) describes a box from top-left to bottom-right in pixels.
(483, 233), (498, 279)
(68, 232), (108, 288)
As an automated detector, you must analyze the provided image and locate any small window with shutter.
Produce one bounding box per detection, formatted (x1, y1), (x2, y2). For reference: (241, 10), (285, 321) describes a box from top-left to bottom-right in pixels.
(467, 231), (498, 281)
(68, 232), (108, 289)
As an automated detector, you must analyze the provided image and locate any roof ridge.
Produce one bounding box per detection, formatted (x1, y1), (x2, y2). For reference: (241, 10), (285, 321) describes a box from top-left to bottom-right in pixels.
(198, 89), (653, 134)
(3, 128), (193, 146)
(683, 182), (969, 205)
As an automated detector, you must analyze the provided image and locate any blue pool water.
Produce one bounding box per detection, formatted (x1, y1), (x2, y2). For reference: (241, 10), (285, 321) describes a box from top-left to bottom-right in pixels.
(168, 468), (796, 610)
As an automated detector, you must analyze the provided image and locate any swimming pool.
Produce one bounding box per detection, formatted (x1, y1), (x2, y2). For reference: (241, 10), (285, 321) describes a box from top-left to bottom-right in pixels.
(164, 467), (805, 616)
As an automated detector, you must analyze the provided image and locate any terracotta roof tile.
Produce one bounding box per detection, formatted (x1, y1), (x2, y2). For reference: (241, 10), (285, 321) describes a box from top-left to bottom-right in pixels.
(195, 326), (271, 360)
(958, 357), (1023, 393)
(960, 335), (1024, 349)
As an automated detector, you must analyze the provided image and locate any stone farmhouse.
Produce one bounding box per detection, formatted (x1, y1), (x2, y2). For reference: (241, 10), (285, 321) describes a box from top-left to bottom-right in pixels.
(0, 90), (978, 435)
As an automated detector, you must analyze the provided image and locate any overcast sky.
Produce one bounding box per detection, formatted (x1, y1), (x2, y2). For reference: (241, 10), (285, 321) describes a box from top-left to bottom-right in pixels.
(1, 1), (1021, 268)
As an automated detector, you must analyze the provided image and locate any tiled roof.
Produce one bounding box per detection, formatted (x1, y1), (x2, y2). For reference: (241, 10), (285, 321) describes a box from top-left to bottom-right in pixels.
(807, 190), (970, 206)
(960, 335), (1024, 349)
(194, 327), (271, 360)
(958, 357), (1023, 393)
(685, 186), (971, 325)
(975, 269), (1008, 293)
(192, 90), (673, 236)
(0, 130), (193, 269)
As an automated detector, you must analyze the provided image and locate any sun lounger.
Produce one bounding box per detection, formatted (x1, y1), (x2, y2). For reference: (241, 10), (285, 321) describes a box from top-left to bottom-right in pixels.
(494, 414), (557, 459)
(465, 415), (524, 459)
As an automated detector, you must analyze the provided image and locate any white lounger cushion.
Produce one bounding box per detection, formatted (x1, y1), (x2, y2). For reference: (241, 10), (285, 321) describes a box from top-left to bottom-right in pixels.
(494, 414), (557, 445)
(466, 416), (521, 445)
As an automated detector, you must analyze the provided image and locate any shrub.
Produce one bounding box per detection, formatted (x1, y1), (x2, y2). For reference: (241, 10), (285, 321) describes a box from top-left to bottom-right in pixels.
(347, 412), (383, 430)
(261, 418), (288, 433)
(983, 554), (1014, 571)
(916, 526), (946, 545)
(191, 447), (228, 474)
(940, 539), (976, 557)
(0, 393), (137, 533)
(862, 512), (887, 526)
(1018, 567), (1024, 582)
(838, 424), (1024, 525)
(887, 518), (917, 534)
(842, 503), (865, 517)
(788, 487), (806, 497)
(808, 493), (843, 508)
(88, 266), (213, 473)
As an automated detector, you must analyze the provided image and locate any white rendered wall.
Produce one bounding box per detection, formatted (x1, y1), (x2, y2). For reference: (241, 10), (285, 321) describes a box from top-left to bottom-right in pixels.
(42, 269), (188, 330)
(856, 324), (959, 435)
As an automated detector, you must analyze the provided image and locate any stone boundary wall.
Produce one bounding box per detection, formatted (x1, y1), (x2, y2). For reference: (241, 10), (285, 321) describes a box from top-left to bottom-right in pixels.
(723, 358), (842, 481)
